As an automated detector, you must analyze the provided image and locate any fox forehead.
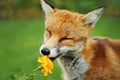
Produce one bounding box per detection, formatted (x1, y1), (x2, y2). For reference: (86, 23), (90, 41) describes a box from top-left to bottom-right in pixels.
(45, 10), (91, 38)
(45, 10), (85, 28)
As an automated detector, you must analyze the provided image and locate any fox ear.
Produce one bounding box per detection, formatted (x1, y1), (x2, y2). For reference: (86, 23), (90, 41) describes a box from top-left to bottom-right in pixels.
(83, 6), (105, 27)
(40, 0), (55, 18)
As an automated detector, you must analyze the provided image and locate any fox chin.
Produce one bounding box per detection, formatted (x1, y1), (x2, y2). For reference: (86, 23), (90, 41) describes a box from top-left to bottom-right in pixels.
(39, 0), (120, 80)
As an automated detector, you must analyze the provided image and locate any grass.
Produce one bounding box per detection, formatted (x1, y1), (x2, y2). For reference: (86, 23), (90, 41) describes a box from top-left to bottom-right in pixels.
(91, 17), (120, 39)
(0, 17), (120, 80)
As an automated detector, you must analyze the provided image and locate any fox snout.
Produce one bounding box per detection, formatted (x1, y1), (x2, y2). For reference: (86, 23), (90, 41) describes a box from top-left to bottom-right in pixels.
(40, 42), (84, 60)
(40, 44), (60, 59)
(41, 47), (50, 55)
(40, 47), (58, 61)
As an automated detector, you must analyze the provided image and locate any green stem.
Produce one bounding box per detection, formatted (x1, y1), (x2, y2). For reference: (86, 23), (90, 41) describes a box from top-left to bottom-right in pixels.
(32, 66), (41, 72)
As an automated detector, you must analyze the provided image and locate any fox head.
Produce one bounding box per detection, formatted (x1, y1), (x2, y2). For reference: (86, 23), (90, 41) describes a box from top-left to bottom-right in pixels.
(40, 0), (105, 60)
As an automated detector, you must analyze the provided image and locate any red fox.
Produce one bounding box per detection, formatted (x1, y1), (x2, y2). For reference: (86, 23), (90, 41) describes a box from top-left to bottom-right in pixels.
(40, 0), (120, 80)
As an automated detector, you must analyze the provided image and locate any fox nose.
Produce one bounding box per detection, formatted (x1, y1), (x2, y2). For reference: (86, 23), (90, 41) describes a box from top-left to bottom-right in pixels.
(41, 47), (50, 55)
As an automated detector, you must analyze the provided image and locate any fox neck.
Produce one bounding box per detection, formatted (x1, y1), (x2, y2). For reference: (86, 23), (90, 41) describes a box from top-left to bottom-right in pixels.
(57, 40), (89, 80)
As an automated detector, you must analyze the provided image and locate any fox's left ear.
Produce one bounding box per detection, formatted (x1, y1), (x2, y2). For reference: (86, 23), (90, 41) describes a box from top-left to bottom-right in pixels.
(83, 6), (106, 27)
(40, 0), (55, 18)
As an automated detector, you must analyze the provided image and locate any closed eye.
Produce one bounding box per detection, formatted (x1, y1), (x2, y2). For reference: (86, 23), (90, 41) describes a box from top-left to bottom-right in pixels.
(59, 36), (73, 42)
(46, 28), (51, 36)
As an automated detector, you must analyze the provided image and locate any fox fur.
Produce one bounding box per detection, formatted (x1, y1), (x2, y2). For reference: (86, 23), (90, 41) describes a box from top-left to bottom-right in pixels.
(40, 0), (120, 80)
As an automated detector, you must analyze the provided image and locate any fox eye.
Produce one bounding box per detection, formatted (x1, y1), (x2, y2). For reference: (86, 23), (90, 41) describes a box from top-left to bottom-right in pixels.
(47, 29), (51, 36)
(60, 37), (67, 41)
(59, 36), (73, 42)
(45, 29), (51, 38)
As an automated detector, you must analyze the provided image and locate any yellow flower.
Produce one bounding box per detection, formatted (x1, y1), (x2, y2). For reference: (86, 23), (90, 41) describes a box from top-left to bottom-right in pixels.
(37, 56), (54, 76)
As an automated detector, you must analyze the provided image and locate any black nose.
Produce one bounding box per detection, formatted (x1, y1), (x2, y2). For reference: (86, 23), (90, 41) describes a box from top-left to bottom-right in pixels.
(41, 48), (50, 55)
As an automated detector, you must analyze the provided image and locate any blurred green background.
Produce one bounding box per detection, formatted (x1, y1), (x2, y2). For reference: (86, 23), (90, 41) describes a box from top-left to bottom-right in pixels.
(0, 0), (120, 80)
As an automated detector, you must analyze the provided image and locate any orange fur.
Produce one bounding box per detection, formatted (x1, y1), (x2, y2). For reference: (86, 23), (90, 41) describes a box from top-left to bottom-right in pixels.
(84, 38), (120, 80)
(40, 0), (120, 79)
(44, 9), (120, 80)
